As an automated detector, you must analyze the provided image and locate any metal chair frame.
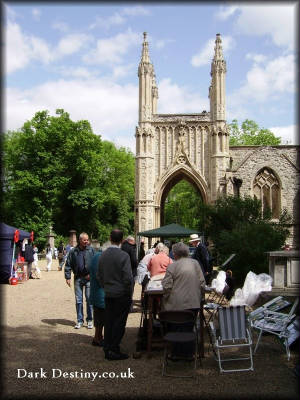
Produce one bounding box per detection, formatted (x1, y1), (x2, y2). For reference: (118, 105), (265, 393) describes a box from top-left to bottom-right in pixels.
(158, 310), (200, 378)
(252, 297), (299, 361)
(209, 306), (254, 373)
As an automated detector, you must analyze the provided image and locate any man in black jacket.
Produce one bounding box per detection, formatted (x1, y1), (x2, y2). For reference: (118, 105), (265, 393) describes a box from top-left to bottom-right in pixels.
(97, 229), (133, 360)
(121, 236), (138, 279)
(189, 234), (212, 284)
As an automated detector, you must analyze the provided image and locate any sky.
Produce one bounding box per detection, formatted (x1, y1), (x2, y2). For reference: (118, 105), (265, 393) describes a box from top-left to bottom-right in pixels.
(4, 1), (298, 152)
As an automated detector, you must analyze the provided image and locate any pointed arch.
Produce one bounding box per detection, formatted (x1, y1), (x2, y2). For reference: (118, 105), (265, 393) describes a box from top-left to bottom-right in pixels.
(253, 167), (281, 218)
(154, 164), (208, 226)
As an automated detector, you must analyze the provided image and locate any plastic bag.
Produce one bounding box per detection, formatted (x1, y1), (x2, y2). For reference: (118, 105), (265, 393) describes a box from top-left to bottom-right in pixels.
(230, 271), (272, 307)
(211, 270), (226, 294)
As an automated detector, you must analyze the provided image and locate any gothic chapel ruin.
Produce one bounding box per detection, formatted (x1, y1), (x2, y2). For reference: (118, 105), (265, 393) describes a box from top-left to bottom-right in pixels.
(134, 33), (299, 248)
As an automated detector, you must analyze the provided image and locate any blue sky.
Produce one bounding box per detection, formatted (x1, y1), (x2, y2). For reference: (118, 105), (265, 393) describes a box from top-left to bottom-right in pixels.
(4, 2), (298, 151)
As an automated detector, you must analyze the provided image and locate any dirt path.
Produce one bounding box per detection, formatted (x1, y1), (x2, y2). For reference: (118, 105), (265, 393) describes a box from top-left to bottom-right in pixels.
(2, 259), (299, 399)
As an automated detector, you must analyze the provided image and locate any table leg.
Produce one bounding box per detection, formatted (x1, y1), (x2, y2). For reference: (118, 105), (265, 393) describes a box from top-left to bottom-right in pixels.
(199, 302), (204, 358)
(147, 296), (153, 355)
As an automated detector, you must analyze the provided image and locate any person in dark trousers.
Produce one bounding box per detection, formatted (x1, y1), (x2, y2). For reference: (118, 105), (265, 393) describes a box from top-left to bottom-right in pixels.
(24, 241), (35, 279)
(97, 229), (134, 361)
(89, 250), (105, 347)
(65, 232), (95, 329)
(121, 236), (138, 279)
(138, 240), (145, 262)
(189, 234), (212, 284)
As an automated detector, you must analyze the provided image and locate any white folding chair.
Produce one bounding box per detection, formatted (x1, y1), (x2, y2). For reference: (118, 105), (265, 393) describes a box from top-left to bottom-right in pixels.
(209, 306), (254, 373)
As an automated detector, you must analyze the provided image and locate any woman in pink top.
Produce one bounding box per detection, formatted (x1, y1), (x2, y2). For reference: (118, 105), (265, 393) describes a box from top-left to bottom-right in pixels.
(147, 243), (173, 277)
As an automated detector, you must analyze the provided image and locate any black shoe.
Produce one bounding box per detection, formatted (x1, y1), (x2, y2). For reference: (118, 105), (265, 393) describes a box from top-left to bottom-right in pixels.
(105, 351), (129, 360)
(92, 339), (104, 347)
(29, 276), (35, 279)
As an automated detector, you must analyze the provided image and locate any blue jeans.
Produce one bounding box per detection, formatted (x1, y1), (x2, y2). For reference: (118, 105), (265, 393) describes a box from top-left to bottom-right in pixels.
(74, 277), (93, 323)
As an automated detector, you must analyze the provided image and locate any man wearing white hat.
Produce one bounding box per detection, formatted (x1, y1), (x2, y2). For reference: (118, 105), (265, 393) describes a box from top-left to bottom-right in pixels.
(189, 234), (211, 284)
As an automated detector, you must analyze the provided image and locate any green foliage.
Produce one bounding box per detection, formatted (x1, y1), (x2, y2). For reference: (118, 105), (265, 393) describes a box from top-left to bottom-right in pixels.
(164, 180), (209, 232)
(229, 119), (281, 146)
(205, 196), (291, 285)
(3, 109), (135, 245)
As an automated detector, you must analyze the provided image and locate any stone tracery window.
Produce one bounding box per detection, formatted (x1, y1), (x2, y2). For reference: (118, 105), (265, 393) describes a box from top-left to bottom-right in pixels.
(253, 168), (280, 219)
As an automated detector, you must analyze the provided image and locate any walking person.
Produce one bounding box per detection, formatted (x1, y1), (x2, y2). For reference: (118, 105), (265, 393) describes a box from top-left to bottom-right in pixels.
(45, 243), (53, 272)
(97, 229), (134, 360)
(89, 250), (105, 347)
(64, 232), (95, 329)
(33, 244), (41, 278)
(57, 241), (66, 271)
(24, 241), (35, 279)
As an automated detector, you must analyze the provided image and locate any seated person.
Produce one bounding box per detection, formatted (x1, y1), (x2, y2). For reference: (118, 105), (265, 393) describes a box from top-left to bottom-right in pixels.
(161, 242), (206, 359)
(147, 243), (173, 278)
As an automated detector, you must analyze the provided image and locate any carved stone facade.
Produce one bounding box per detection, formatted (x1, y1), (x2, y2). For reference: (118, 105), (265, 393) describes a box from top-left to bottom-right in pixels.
(134, 33), (299, 248)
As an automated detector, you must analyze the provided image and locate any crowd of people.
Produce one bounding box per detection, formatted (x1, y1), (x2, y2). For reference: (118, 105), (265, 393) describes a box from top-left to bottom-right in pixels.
(21, 230), (232, 362)
(59, 230), (224, 361)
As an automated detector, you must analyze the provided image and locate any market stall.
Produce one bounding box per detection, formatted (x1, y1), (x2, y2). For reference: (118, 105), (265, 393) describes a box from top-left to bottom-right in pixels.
(0, 222), (31, 284)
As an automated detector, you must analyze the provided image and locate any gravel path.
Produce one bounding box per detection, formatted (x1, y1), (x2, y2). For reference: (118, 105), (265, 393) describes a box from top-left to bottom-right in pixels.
(2, 259), (299, 399)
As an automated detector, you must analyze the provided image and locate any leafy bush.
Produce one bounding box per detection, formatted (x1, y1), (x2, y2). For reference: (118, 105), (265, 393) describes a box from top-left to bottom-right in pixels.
(206, 196), (291, 285)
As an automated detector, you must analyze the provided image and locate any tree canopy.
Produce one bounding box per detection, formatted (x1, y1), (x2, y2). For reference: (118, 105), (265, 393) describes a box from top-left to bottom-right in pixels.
(229, 119), (281, 146)
(205, 195), (291, 285)
(2, 109), (135, 248)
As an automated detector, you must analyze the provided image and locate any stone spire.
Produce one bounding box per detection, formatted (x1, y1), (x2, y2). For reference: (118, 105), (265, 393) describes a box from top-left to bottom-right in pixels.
(209, 33), (226, 121)
(213, 33), (224, 61)
(141, 32), (150, 64)
(138, 32), (157, 122)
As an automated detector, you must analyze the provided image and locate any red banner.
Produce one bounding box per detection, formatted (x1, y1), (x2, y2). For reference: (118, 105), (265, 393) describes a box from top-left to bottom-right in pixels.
(14, 229), (20, 243)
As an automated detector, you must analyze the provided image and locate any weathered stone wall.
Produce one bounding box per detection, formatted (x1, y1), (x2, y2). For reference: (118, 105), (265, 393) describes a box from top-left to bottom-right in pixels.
(229, 145), (300, 248)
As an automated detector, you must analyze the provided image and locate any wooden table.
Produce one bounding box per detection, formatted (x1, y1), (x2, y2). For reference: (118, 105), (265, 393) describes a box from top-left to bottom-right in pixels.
(143, 288), (205, 357)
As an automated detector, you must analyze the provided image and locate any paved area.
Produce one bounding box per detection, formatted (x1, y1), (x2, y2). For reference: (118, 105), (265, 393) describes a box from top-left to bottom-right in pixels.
(2, 259), (299, 399)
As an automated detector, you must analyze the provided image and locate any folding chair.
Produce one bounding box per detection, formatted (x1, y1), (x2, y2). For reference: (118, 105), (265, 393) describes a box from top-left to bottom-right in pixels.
(209, 306), (254, 373)
(158, 310), (200, 378)
(248, 296), (291, 327)
(252, 297), (299, 361)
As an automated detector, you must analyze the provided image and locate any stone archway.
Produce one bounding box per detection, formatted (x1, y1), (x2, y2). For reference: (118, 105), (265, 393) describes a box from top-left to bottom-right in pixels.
(159, 171), (204, 226)
(154, 165), (208, 228)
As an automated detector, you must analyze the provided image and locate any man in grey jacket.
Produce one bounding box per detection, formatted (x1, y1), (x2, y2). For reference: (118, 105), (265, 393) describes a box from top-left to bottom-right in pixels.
(97, 229), (133, 361)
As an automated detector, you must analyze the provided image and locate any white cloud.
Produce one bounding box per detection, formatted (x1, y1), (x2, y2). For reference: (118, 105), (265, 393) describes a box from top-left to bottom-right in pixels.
(89, 13), (125, 30)
(246, 53), (267, 64)
(269, 125), (297, 145)
(228, 4), (296, 50)
(5, 20), (93, 74)
(155, 38), (174, 50)
(112, 64), (135, 79)
(5, 78), (139, 152)
(5, 20), (53, 74)
(236, 54), (296, 103)
(157, 78), (209, 114)
(215, 5), (239, 20)
(56, 33), (93, 57)
(55, 66), (100, 79)
(52, 21), (70, 33)
(32, 8), (41, 21)
(83, 29), (140, 65)
(122, 6), (151, 16)
(191, 35), (236, 67)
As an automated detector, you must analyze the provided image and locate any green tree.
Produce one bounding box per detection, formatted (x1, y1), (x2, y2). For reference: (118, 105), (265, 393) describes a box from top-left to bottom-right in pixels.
(3, 109), (135, 247)
(164, 180), (210, 232)
(229, 119), (281, 146)
(205, 196), (291, 285)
